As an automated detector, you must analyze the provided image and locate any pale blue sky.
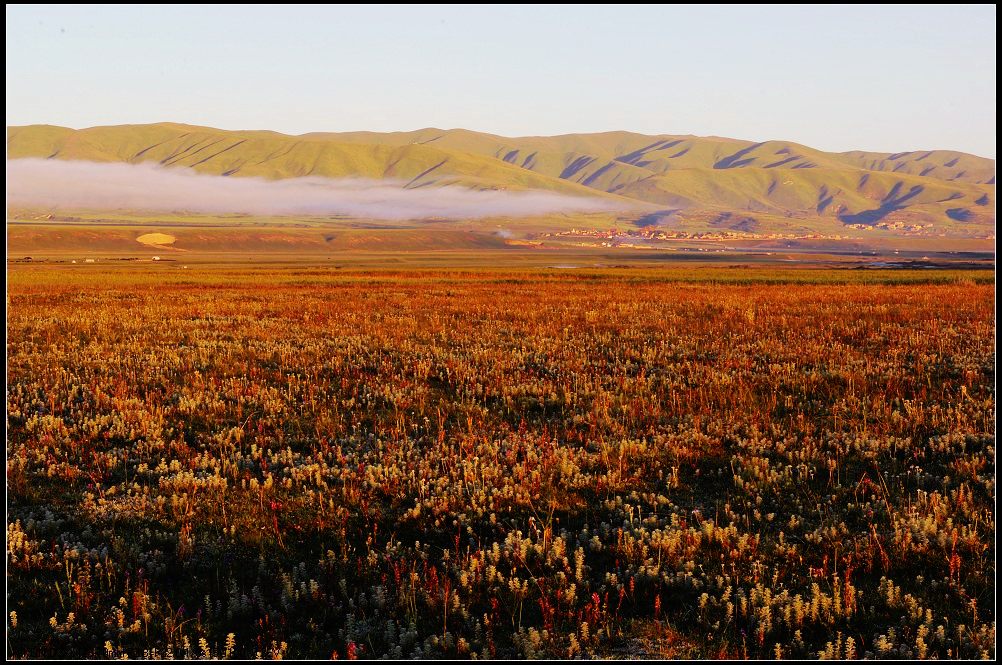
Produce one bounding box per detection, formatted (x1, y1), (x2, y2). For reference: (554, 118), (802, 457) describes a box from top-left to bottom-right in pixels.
(5, 4), (997, 157)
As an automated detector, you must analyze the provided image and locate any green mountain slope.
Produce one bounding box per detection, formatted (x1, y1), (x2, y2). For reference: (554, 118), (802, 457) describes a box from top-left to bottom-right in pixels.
(5, 124), (624, 200)
(7, 123), (995, 236)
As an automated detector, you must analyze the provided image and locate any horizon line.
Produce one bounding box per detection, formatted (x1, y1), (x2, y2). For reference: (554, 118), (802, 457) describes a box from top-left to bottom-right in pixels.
(6, 120), (996, 161)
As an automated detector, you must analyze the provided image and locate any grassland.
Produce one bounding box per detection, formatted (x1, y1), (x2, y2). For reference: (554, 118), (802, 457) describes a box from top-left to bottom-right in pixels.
(6, 208), (995, 265)
(5, 265), (995, 659)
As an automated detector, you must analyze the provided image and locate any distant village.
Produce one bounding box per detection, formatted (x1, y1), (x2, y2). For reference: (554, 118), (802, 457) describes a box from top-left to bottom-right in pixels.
(844, 221), (935, 233)
(534, 218), (965, 246)
(534, 227), (856, 245)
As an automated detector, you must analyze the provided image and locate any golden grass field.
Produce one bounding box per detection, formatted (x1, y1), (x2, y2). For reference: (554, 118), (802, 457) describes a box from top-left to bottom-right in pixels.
(5, 265), (995, 659)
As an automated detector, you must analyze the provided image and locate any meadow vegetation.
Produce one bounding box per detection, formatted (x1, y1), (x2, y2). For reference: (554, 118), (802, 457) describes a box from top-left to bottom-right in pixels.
(5, 266), (995, 659)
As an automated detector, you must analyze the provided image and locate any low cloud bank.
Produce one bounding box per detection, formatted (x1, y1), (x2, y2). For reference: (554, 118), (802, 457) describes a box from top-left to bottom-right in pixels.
(6, 159), (620, 219)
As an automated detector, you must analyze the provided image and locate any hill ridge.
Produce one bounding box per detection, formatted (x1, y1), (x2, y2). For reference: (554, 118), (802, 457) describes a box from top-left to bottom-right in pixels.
(7, 123), (995, 236)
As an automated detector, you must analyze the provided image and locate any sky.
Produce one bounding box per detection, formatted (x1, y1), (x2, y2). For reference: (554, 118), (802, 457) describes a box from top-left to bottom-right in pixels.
(5, 4), (997, 157)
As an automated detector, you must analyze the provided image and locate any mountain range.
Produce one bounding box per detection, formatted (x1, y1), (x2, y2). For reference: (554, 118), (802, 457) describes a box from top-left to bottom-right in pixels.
(6, 123), (995, 238)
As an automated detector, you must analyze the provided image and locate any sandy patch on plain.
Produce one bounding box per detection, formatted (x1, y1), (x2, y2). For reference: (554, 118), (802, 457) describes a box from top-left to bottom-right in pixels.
(136, 232), (177, 247)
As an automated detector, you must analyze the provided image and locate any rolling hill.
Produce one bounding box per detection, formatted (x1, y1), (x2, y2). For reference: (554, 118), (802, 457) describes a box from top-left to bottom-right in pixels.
(6, 123), (995, 239)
